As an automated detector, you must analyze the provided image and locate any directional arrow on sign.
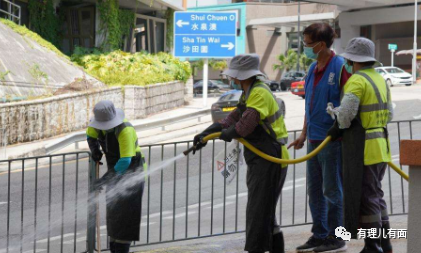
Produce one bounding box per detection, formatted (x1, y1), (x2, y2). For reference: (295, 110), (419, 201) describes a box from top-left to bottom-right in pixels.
(176, 20), (189, 28)
(221, 42), (235, 50)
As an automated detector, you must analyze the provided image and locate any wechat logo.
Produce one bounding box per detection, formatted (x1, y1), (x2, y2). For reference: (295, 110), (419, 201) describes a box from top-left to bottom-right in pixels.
(335, 226), (351, 241)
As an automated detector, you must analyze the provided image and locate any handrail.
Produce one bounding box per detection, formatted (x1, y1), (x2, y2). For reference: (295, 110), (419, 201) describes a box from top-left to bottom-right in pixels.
(0, 0), (21, 25)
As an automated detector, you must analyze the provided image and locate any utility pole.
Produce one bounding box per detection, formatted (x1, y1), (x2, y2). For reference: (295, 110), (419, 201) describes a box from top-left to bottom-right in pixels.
(297, 0), (301, 72)
(412, 0), (418, 84)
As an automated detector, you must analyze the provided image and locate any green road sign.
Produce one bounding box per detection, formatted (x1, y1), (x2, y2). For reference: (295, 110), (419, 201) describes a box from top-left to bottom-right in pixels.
(388, 44), (398, 50)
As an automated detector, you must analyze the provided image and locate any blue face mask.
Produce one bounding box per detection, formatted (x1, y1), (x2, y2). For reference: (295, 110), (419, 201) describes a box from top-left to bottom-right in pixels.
(344, 61), (353, 74)
(232, 83), (242, 90)
(303, 42), (321, 59)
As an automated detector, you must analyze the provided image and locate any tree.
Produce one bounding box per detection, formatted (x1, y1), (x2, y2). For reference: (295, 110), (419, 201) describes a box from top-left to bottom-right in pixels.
(273, 49), (298, 73)
(299, 53), (316, 72)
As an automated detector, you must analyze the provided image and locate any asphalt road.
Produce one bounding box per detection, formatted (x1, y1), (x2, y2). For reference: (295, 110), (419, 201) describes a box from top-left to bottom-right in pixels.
(0, 88), (420, 253)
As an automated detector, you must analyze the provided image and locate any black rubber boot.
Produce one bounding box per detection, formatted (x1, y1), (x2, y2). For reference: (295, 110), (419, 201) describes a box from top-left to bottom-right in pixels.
(270, 232), (285, 253)
(114, 242), (131, 253)
(109, 241), (116, 253)
(381, 222), (393, 253)
(360, 238), (384, 253)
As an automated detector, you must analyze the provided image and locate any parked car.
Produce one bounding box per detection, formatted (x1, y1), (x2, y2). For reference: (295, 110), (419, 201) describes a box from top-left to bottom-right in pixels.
(264, 80), (281, 92)
(279, 71), (306, 91)
(193, 80), (221, 94)
(213, 79), (232, 92)
(211, 90), (242, 123)
(375, 66), (413, 86)
(291, 80), (305, 99)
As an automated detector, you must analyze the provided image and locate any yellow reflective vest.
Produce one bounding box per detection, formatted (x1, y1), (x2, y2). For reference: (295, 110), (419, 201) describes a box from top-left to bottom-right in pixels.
(243, 81), (290, 168)
(343, 68), (392, 165)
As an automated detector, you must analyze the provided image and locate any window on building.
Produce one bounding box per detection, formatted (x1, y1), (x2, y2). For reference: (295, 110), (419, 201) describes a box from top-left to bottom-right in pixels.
(61, 6), (95, 55)
(360, 25), (372, 39)
(287, 32), (303, 51)
(131, 14), (166, 53)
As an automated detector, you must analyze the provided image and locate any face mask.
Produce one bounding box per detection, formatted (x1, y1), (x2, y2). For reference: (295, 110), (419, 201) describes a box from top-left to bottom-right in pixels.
(232, 83), (242, 90)
(345, 61), (353, 74)
(304, 42), (321, 59)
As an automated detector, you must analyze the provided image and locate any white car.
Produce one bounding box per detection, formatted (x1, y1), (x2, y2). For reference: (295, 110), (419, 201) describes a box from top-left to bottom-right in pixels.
(375, 67), (413, 86)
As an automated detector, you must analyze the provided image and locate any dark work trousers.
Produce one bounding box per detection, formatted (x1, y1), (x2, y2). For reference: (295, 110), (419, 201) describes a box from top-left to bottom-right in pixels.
(360, 163), (389, 230)
(243, 126), (288, 252)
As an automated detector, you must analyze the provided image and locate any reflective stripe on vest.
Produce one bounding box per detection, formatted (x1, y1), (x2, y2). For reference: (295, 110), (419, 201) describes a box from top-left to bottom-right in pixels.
(356, 72), (391, 113)
(365, 131), (387, 140)
(245, 82), (288, 145)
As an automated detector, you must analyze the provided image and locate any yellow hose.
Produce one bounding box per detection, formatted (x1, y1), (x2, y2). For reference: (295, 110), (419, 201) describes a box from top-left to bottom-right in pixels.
(202, 132), (409, 181)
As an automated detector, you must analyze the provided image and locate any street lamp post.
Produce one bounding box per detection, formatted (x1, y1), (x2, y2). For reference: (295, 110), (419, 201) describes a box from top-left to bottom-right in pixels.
(412, 0), (418, 84)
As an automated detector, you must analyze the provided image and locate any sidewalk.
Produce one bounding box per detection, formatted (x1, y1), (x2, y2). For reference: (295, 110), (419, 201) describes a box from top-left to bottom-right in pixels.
(134, 215), (408, 253)
(2, 97), (218, 160)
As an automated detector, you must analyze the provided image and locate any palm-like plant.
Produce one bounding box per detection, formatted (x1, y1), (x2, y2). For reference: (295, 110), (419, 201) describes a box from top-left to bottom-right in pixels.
(273, 49), (298, 72)
(299, 53), (316, 72)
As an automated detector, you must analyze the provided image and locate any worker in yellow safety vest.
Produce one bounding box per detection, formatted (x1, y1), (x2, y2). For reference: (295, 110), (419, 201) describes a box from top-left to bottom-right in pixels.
(327, 37), (393, 253)
(192, 54), (289, 253)
(86, 100), (147, 253)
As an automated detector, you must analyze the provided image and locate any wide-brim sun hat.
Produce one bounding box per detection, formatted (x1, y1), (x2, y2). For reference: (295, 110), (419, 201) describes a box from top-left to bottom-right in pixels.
(89, 100), (125, 130)
(222, 54), (267, 80)
(341, 37), (378, 63)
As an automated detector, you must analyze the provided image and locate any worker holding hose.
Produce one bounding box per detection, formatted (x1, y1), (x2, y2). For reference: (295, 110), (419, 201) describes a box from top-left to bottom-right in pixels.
(192, 54), (289, 253)
(327, 37), (393, 253)
(86, 100), (147, 253)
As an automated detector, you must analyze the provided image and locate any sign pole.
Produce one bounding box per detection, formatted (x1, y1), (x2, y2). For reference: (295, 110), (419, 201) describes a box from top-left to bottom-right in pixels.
(203, 58), (208, 107)
(391, 49), (395, 67)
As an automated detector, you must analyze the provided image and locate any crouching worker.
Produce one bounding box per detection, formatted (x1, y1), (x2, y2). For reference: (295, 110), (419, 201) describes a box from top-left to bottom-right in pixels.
(86, 100), (147, 253)
(192, 54), (289, 253)
(327, 37), (393, 253)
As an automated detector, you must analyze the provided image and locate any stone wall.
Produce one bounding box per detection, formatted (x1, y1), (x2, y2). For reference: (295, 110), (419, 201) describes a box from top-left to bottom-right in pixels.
(0, 81), (186, 144)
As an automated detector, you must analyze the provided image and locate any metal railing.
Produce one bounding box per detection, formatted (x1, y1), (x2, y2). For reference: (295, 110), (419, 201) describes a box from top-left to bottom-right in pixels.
(0, 120), (419, 253)
(0, 0), (21, 25)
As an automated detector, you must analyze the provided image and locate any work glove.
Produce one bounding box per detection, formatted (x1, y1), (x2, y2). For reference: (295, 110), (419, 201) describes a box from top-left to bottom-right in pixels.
(92, 150), (103, 163)
(193, 123), (222, 154)
(327, 120), (344, 142)
(220, 125), (240, 142)
(87, 137), (103, 163)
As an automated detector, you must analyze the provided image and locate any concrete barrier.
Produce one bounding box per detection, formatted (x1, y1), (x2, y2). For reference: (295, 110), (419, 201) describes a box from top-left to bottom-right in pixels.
(400, 140), (421, 253)
(0, 81), (186, 145)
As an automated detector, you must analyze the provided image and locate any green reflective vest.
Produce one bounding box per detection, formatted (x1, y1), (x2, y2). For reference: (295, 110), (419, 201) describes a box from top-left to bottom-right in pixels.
(243, 81), (290, 168)
(344, 69), (392, 165)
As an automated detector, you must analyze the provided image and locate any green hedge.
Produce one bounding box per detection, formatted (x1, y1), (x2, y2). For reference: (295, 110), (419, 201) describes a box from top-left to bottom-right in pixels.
(71, 49), (192, 86)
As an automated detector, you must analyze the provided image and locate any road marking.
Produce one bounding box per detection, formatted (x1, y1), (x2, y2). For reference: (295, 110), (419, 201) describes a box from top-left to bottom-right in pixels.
(206, 201), (234, 209)
(23, 250), (46, 253)
(414, 114), (421, 120)
(392, 159), (400, 162)
(393, 103), (397, 109)
(0, 157), (89, 176)
(0, 202), (7, 206)
(392, 155), (400, 158)
(142, 211), (172, 219)
(36, 233), (78, 244)
(163, 212), (196, 220)
(188, 201), (211, 209)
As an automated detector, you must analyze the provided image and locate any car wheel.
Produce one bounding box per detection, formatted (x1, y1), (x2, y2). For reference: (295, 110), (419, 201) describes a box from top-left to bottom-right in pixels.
(270, 84), (277, 91)
(301, 95), (305, 99)
(280, 83), (287, 91)
(386, 79), (393, 87)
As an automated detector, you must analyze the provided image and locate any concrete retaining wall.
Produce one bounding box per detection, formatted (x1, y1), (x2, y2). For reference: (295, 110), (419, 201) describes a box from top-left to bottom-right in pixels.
(0, 81), (186, 144)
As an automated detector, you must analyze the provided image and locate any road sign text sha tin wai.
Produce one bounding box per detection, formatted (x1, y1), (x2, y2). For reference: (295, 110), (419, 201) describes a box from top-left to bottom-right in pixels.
(174, 12), (238, 58)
